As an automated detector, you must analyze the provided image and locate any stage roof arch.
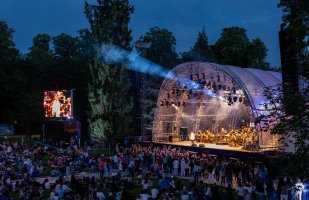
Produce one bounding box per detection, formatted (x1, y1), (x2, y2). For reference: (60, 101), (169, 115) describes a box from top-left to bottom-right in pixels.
(152, 62), (283, 148)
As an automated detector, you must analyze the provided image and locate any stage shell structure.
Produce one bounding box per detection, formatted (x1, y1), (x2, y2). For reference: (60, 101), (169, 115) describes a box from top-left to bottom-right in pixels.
(152, 62), (283, 150)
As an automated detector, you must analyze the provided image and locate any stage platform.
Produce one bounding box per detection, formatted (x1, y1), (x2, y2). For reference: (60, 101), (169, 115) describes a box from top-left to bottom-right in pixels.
(152, 141), (268, 161)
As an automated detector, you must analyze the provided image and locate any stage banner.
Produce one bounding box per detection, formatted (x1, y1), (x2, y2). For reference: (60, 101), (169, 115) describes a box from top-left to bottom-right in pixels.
(0, 125), (14, 136)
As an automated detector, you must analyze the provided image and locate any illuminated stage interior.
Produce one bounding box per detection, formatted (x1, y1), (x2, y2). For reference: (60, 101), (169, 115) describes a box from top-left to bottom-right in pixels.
(157, 141), (247, 152)
(152, 62), (282, 151)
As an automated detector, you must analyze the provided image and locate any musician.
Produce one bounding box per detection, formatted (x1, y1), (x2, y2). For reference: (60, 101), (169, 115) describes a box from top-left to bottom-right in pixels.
(52, 94), (61, 117)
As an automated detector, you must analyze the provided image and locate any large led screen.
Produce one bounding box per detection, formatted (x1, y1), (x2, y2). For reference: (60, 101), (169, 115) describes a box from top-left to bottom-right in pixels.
(44, 90), (73, 118)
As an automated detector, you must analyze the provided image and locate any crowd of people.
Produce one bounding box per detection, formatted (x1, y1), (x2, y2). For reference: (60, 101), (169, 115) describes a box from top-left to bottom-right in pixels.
(0, 140), (306, 200)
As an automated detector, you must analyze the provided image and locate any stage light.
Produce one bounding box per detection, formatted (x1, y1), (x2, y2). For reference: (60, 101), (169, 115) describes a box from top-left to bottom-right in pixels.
(239, 97), (243, 102)
(160, 101), (164, 106)
(182, 102), (186, 107)
(171, 89), (175, 94)
(233, 96), (237, 102)
(202, 73), (206, 79)
(176, 89), (180, 96)
(228, 96), (233, 104)
(165, 100), (170, 107)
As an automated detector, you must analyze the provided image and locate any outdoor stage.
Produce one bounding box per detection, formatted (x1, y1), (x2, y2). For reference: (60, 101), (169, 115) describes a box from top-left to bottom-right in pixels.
(152, 141), (269, 161)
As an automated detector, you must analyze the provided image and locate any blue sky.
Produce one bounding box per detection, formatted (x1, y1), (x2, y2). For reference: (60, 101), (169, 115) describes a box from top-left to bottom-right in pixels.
(0, 0), (283, 67)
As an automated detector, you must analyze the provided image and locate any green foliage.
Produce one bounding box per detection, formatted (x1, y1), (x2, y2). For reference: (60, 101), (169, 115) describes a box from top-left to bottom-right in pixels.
(214, 27), (250, 67)
(85, 0), (134, 50)
(257, 85), (309, 178)
(245, 38), (270, 70)
(181, 26), (270, 70)
(278, 0), (309, 78)
(52, 33), (78, 60)
(136, 26), (178, 68)
(88, 59), (133, 142)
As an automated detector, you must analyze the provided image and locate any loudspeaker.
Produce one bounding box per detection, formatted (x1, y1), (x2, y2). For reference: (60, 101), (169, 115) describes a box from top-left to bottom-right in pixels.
(199, 144), (205, 148)
(179, 127), (188, 141)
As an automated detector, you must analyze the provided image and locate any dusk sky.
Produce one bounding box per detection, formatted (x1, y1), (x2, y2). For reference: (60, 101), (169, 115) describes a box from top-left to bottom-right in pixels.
(1, 0), (283, 67)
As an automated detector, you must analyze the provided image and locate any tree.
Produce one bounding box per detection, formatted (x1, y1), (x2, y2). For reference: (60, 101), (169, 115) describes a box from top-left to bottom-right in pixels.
(191, 27), (214, 61)
(85, 0), (134, 142)
(213, 26), (250, 67)
(278, 0), (309, 78)
(88, 58), (133, 142)
(179, 28), (214, 62)
(0, 21), (20, 124)
(52, 33), (78, 61)
(257, 85), (309, 178)
(136, 26), (178, 68)
(27, 34), (55, 89)
(85, 0), (134, 50)
(245, 38), (270, 70)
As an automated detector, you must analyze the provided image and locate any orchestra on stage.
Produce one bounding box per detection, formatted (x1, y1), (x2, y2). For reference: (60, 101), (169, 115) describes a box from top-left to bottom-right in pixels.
(188, 126), (259, 150)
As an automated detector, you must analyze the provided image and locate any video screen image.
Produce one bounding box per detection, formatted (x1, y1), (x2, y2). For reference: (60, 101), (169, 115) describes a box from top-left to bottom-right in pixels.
(44, 90), (72, 118)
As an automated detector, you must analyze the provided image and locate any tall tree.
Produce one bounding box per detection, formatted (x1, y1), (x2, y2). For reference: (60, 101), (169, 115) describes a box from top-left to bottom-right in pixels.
(136, 26), (178, 68)
(257, 85), (309, 178)
(245, 38), (270, 70)
(85, 0), (134, 142)
(179, 27), (214, 62)
(213, 26), (250, 67)
(191, 27), (214, 61)
(27, 34), (55, 89)
(88, 58), (132, 142)
(85, 0), (134, 50)
(0, 21), (20, 124)
(278, 0), (309, 78)
(52, 33), (78, 61)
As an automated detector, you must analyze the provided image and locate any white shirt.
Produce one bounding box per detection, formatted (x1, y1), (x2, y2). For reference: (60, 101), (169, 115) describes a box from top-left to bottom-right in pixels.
(181, 159), (186, 168)
(151, 188), (158, 199)
(44, 182), (51, 189)
(140, 193), (150, 200)
(173, 160), (179, 168)
(236, 186), (244, 196)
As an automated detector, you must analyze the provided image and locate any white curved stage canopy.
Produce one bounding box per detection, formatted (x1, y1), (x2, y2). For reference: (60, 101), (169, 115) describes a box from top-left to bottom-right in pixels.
(152, 62), (285, 148)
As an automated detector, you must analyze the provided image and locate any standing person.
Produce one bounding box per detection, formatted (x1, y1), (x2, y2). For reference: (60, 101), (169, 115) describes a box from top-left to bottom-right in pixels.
(173, 158), (179, 176)
(65, 158), (70, 177)
(215, 162), (221, 183)
(193, 162), (200, 182)
(236, 183), (245, 200)
(266, 179), (277, 200)
(99, 159), (105, 178)
(220, 166), (226, 186)
(185, 160), (190, 177)
(180, 158), (186, 177)
(255, 179), (265, 199)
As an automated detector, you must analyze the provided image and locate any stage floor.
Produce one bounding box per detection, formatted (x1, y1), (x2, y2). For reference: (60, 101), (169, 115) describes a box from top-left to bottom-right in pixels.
(156, 141), (254, 152)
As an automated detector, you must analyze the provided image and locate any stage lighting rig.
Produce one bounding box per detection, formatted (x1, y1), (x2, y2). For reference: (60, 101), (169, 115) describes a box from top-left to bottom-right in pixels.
(233, 96), (238, 102)
(165, 100), (170, 107)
